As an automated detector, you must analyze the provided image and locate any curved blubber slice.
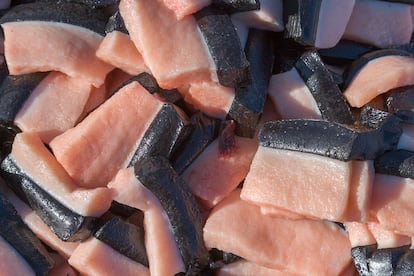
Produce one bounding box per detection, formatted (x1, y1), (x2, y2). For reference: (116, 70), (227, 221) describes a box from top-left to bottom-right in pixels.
(135, 156), (209, 275)
(162, 0), (212, 19)
(3, 21), (113, 87)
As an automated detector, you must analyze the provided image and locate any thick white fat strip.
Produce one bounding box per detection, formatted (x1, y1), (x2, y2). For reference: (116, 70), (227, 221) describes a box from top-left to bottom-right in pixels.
(343, 0), (413, 48)
(268, 68), (322, 120)
(315, 0), (355, 48)
(204, 189), (352, 275)
(50, 81), (163, 188)
(182, 137), (257, 208)
(7, 192), (78, 258)
(369, 174), (414, 237)
(217, 260), (305, 276)
(162, 0), (211, 20)
(397, 123), (414, 151)
(14, 72), (92, 144)
(184, 81), (235, 119)
(108, 168), (185, 276)
(11, 132), (113, 217)
(241, 147), (355, 221)
(367, 222), (411, 249)
(345, 222), (376, 248)
(232, 0), (284, 32)
(119, 0), (214, 89)
(2, 21), (113, 87)
(96, 31), (148, 76)
(343, 55), (414, 108)
(68, 237), (150, 276)
(0, 235), (35, 276)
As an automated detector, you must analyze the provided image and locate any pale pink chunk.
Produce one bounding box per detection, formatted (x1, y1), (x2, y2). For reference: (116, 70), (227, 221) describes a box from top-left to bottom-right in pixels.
(108, 168), (185, 276)
(0, 235), (35, 276)
(184, 81), (235, 119)
(182, 136), (257, 208)
(2, 21), (113, 87)
(79, 83), (108, 120)
(241, 146), (374, 222)
(259, 205), (309, 220)
(96, 31), (148, 76)
(162, 0), (211, 20)
(345, 222), (376, 248)
(119, 0), (214, 89)
(11, 132), (113, 217)
(217, 260), (305, 276)
(50, 82), (163, 188)
(367, 222), (411, 249)
(369, 174), (414, 236)
(204, 190), (352, 275)
(343, 56), (414, 108)
(344, 0), (413, 48)
(14, 72), (92, 143)
(68, 237), (150, 276)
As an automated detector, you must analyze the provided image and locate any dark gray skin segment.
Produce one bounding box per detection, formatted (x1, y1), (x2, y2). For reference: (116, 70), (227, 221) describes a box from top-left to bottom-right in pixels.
(109, 200), (138, 218)
(212, 0), (260, 13)
(0, 156), (96, 242)
(395, 249), (414, 276)
(94, 216), (149, 267)
(351, 245), (377, 276)
(386, 86), (414, 124)
(0, 188), (54, 276)
(374, 150), (414, 179)
(318, 40), (377, 66)
(259, 116), (402, 161)
(134, 156), (209, 275)
(0, 72), (47, 122)
(227, 28), (275, 138)
(195, 6), (250, 88)
(283, 0), (322, 46)
(171, 112), (221, 175)
(105, 10), (128, 34)
(0, 1), (109, 36)
(369, 246), (410, 276)
(0, 120), (20, 161)
(208, 248), (241, 270)
(128, 104), (192, 167)
(294, 50), (354, 124)
(343, 49), (414, 89)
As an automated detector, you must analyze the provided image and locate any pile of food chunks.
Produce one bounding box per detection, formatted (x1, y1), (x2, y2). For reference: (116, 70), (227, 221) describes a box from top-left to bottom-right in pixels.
(1, 0), (414, 275)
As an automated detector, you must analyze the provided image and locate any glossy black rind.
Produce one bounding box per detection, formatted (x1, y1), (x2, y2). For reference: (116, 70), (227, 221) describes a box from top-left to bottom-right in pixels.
(0, 156), (96, 241)
(94, 216), (148, 267)
(212, 0), (260, 13)
(208, 248), (241, 270)
(134, 156), (209, 275)
(318, 40), (376, 66)
(395, 249), (414, 275)
(374, 150), (414, 179)
(195, 7), (250, 88)
(109, 201), (138, 218)
(227, 28), (274, 137)
(0, 120), (20, 161)
(386, 86), (414, 123)
(0, 189), (54, 276)
(351, 244), (377, 276)
(105, 10), (128, 34)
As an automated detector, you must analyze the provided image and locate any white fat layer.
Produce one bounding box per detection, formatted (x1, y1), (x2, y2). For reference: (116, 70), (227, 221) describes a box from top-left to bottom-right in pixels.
(268, 68), (321, 119)
(315, 0), (355, 48)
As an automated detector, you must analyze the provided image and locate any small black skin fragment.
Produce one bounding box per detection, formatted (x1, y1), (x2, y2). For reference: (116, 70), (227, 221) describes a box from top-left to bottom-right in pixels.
(259, 116), (402, 161)
(283, 0), (322, 46)
(128, 103), (192, 167)
(218, 120), (236, 156)
(171, 112), (221, 175)
(0, 72), (47, 122)
(272, 35), (305, 74)
(0, 120), (20, 162)
(374, 149), (414, 179)
(0, 187), (54, 276)
(395, 249), (414, 276)
(212, 0), (260, 13)
(318, 40), (377, 66)
(208, 248), (242, 270)
(134, 156), (209, 275)
(0, 156), (96, 242)
(294, 50), (354, 124)
(195, 6), (250, 88)
(94, 216), (149, 267)
(1, 1), (109, 36)
(386, 85), (414, 123)
(109, 200), (138, 218)
(227, 28), (275, 138)
(105, 10), (128, 34)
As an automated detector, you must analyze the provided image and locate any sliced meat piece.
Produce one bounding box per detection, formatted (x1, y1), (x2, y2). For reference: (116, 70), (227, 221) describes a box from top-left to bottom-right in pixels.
(119, 0), (214, 89)
(14, 72), (92, 144)
(50, 81), (163, 188)
(343, 0), (413, 48)
(232, 0), (283, 32)
(241, 146), (374, 221)
(182, 136), (257, 208)
(108, 168), (185, 276)
(259, 204), (308, 220)
(79, 82), (108, 120)
(163, 0), (212, 19)
(268, 68), (322, 119)
(369, 174), (414, 236)
(68, 237), (150, 276)
(204, 189), (352, 275)
(345, 222), (376, 248)
(0, 235), (35, 276)
(343, 55), (414, 108)
(96, 31), (148, 76)
(184, 81), (235, 119)
(216, 260), (305, 276)
(367, 222), (411, 249)
(2, 21), (113, 87)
